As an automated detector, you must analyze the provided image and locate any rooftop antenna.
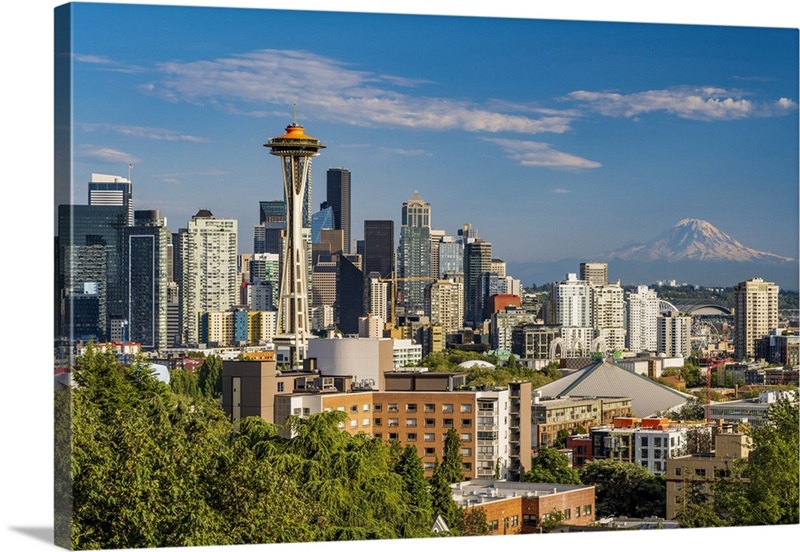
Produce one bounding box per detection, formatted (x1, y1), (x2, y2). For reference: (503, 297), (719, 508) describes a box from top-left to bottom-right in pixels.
(293, 102), (298, 125)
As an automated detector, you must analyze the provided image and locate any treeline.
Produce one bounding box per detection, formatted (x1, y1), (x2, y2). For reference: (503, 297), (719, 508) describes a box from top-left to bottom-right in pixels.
(421, 349), (562, 389)
(61, 345), (487, 549)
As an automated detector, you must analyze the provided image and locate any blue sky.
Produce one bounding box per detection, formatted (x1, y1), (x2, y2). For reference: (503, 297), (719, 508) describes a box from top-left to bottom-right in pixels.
(62, 1), (799, 268)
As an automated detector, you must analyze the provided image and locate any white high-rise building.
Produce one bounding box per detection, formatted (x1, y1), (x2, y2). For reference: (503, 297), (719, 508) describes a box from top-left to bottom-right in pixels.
(627, 285), (660, 353)
(366, 274), (390, 323)
(427, 278), (464, 335)
(734, 278), (779, 360)
(180, 210), (238, 344)
(657, 311), (692, 358)
(553, 273), (593, 356)
(89, 172), (133, 226)
(592, 282), (626, 353)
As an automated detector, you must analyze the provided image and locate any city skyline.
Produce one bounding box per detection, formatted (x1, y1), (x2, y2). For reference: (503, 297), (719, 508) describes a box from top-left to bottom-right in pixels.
(60, 2), (798, 271)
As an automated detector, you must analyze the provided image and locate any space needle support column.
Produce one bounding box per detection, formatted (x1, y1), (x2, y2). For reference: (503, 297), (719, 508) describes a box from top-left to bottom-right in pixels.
(265, 112), (325, 367)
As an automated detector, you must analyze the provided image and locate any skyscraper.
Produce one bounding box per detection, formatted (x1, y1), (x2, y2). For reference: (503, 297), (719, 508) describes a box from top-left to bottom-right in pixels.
(626, 285), (660, 353)
(180, 209), (238, 345)
(57, 204), (127, 341)
(658, 311), (692, 358)
(326, 167), (351, 254)
(89, 173), (133, 226)
(552, 273), (593, 357)
(311, 205), (335, 243)
(734, 278), (779, 360)
(265, 118), (325, 364)
(463, 237), (492, 328)
(398, 192), (432, 317)
(364, 220), (395, 279)
(124, 210), (170, 350)
(580, 262), (608, 287)
(591, 282), (626, 353)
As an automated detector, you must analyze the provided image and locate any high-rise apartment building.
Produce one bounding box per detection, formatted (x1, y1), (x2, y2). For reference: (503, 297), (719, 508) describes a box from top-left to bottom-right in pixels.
(580, 262), (608, 287)
(627, 285), (660, 353)
(553, 273), (593, 357)
(592, 283), (626, 353)
(429, 229), (446, 280)
(364, 220), (395, 279)
(437, 235), (463, 278)
(123, 210), (170, 350)
(657, 311), (692, 358)
(398, 192), (432, 316)
(180, 209), (238, 344)
(89, 173), (133, 226)
(366, 272), (390, 324)
(326, 167), (351, 254)
(734, 278), (779, 360)
(426, 278), (464, 335)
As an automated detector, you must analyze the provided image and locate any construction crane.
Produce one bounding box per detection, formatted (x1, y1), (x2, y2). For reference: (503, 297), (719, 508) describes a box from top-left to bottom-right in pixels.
(705, 355), (732, 425)
(377, 273), (435, 327)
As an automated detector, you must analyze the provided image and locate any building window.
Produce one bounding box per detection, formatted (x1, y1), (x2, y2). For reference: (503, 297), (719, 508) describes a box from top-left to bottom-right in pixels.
(424, 403), (435, 413)
(424, 447), (436, 455)
(388, 433), (398, 441)
(350, 419), (357, 428)
(460, 447), (471, 456)
(461, 419), (472, 428)
(374, 432), (382, 440)
(443, 418), (454, 427)
(641, 436), (648, 446)
(675, 467), (682, 476)
(655, 437), (662, 447)
(293, 408), (301, 415)
(406, 403), (417, 413)
(583, 505), (592, 515)
(424, 462), (437, 470)
(388, 403), (399, 412)
(424, 418), (436, 427)
(362, 418), (370, 426)
(675, 482), (683, 491)
(350, 405), (358, 413)
(324, 407), (332, 412)
(461, 462), (472, 471)
(460, 404), (472, 413)
(303, 408), (310, 415)
(374, 418), (382, 426)
(642, 449), (649, 458)
(489, 520), (498, 531)
(363, 404), (370, 412)
(511, 515), (519, 527)
(442, 404), (454, 413)
(388, 418), (399, 427)
(695, 468), (706, 477)
(564, 509), (571, 520)
(575, 507), (581, 518)
(460, 433), (472, 442)
(654, 461), (662, 472)
(406, 418), (417, 427)
(424, 433), (435, 442)
(374, 403), (382, 412)
(277, 382), (284, 392)
(407, 433), (417, 441)
(337, 406), (345, 412)
(337, 422), (345, 429)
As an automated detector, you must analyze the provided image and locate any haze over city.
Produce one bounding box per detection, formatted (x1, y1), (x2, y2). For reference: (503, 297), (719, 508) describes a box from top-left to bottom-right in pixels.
(62, 1), (799, 271)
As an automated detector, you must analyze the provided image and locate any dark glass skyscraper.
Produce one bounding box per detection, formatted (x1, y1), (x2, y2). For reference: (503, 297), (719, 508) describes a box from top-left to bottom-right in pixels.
(57, 204), (127, 340)
(364, 220), (394, 279)
(326, 167), (351, 254)
(124, 210), (170, 350)
(464, 238), (492, 328)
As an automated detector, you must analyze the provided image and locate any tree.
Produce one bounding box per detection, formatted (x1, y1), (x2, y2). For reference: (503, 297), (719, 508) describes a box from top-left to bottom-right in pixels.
(197, 354), (223, 399)
(713, 396), (799, 526)
(524, 447), (581, 485)
(391, 444), (434, 538)
(580, 459), (666, 518)
(462, 507), (489, 536)
(440, 428), (465, 484)
(429, 463), (464, 535)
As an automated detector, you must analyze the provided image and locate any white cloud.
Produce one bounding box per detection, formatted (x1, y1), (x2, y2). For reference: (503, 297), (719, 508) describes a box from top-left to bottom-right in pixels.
(564, 86), (794, 120)
(552, 188), (571, 194)
(75, 145), (139, 164)
(73, 54), (113, 64)
(80, 123), (209, 143)
(149, 49), (573, 135)
(379, 147), (432, 156)
(486, 138), (602, 171)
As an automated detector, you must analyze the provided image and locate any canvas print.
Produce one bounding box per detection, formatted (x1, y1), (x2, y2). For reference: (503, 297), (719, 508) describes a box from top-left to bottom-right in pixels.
(53, 2), (799, 550)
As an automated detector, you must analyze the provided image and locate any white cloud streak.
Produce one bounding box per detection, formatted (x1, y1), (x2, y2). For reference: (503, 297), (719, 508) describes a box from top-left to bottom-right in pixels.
(75, 145), (139, 164)
(80, 123), (209, 143)
(565, 86), (797, 120)
(146, 49), (572, 135)
(486, 138), (602, 171)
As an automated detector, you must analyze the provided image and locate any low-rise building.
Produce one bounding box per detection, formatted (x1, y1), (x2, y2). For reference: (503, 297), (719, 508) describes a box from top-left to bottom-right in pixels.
(531, 393), (633, 448)
(451, 479), (596, 535)
(709, 389), (798, 427)
(666, 429), (751, 521)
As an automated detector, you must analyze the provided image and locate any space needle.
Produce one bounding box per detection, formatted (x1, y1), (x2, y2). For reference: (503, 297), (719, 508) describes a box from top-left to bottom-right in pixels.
(264, 107), (325, 366)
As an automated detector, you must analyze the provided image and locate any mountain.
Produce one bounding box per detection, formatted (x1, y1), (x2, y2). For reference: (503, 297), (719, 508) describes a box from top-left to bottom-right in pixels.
(607, 218), (795, 263)
(505, 219), (798, 290)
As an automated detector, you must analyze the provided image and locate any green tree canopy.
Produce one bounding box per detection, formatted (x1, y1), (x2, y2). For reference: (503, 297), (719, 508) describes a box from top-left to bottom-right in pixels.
(580, 459), (666, 518)
(524, 447), (581, 485)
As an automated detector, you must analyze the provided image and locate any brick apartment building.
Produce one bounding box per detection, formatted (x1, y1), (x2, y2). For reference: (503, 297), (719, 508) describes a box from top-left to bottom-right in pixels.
(451, 480), (596, 535)
(221, 358), (532, 481)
